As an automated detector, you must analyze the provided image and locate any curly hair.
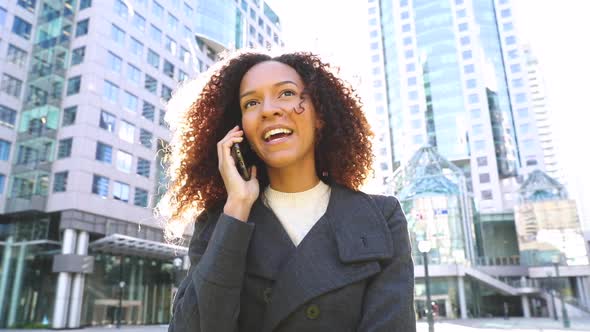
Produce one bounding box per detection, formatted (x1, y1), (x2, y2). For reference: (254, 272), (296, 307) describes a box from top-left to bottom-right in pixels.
(156, 50), (374, 240)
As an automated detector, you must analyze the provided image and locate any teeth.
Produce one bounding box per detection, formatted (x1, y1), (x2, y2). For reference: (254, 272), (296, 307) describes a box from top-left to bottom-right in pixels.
(264, 128), (293, 141)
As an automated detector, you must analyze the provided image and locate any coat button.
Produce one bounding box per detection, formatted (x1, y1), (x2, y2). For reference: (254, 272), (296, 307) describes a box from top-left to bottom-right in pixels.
(305, 304), (320, 320)
(263, 287), (272, 303)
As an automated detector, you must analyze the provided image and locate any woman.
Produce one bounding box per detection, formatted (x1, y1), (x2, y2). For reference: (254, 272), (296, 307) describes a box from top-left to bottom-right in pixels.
(159, 50), (415, 331)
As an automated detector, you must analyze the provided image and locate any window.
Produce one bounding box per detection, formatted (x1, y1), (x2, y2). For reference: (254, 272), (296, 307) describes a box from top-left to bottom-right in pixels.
(250, 8), (256, 20)
(127, 64), (141, 85)
(63, 106), (76, 126)
(520, 123), (530, 134)
(76, 19), (89, 37)
(142, 101), (155, 120)
(145, 75), (157, 94)
(12, 16), (32, 40)
(407, 77), (417, 86)
(114, 0), (129, 19)
(508, 49), (518, 59)
(147, 49), (160, 68)
(368, 18), (377, 26)
(466, 78), (476, 88)
(107, 51), (122, 72)
(481, 190), (493, 200)
(71, 46), (85, 66)
(501, 8), (511, 18)
(132, 13), (146, 31)
(410, 105), (420, 114)
(1, 74), (23, 98)
(457, 9), (466, 18)
(474, 140), (485, 151)
(167, 13), (178, 32)
(113, 181), (130, 202)
(183, 2), (193, 17)
(149, 24), (162, 43)
(468, 93), (479, 103)
(124, 91), (138, 112)
(161, 85), (172, 101)
(159, 109), (167, 127)
(17, 0), (36, 12)
(411, 119), (421, 129)
(0, 105), (17, 128)
(0, 7), (6, 26)
(510, 63), (521, 73)
(517, 107), (528, 117)
(0, 140), (11, 160)
(152, 0), (164, 18)
(406, 63), (415, 72)
(57, 138), (73, 159)
(111, 24), (125, 45)
(179, 47), (190, 64)
(505, 36), (516, 45)
(53, 171), (68, 192)
(472, 124), (483, 135)
(464, 64), (474, 73)
(178, 70), (188, 82)
(66, 76), (81, 95)
(371, 54), (380, 63)
(403, 37), (412, 45)
(401, 11), (409, 19)
(134, 188), (149, 207)
(404, 49), (413, 58)
(471, 108), (481, 119)
(119, 120), (135, 143)
(80, 0), (92, 10)
(165, 36), (177, 55)
(92, 174), (109, 197)
(163, 60), (174, 78)
(503, 22), (513, 31)
(140, 129), (153, 148)
(413, 135), (423, 145)
(99, 110), (116, 132)
(96, 142), (113, 163)
(7, 44), (28, 67)
(402, 24), (411, 32)
(476, 156), (487, 166)
(512, 78), (523, 87)
(515, 93), (526, 103)
(462, 50), (472, 59)
(458, 22), (468, 31)
(479, 173), (490, 183)
(460, 36), (470, 45)
(129, 37), (143, 57)
(522, 138), (534, 150)
(0, 174), (5, 195)
(137, 158), (151, 177)
(116, 150), (132, 173)
(408, 90), (418, 100)
(103, 80), (119, 103)
(183, 25), (191, 40)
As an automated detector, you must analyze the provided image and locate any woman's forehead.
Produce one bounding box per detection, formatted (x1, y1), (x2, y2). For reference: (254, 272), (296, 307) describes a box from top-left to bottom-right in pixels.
(239, 61), (303, 92)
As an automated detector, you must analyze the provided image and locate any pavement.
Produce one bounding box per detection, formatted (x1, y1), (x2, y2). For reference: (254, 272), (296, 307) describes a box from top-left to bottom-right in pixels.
(4, 318), (590, 331)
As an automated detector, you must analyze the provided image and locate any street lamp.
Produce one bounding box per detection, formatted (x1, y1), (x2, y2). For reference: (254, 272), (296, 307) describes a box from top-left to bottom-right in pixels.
(552, 255), (570, 328)
(418, 240), (434, 332)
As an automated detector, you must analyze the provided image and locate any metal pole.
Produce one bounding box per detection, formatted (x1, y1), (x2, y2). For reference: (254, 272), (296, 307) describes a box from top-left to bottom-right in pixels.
(423, 252), (434, 332)
(117, 256), (124, 328)
(555, 263), (571, 328)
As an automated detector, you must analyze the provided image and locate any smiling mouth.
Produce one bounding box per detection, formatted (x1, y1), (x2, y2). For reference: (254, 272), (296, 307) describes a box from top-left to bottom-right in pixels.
(263, 128), (294, 142)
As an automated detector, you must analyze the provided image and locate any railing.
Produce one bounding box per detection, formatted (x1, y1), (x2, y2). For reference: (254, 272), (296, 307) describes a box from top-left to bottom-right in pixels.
(475, 255), (520, 266)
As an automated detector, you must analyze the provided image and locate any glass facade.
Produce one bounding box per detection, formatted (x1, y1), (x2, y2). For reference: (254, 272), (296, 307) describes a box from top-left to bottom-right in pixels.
(194, 0), (236, 49)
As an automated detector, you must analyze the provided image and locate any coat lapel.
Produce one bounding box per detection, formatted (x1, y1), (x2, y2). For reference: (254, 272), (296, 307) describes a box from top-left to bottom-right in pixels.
(260, 184), (394, 331)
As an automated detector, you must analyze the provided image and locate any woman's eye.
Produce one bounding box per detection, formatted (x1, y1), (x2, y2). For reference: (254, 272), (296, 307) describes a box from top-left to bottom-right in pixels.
(280, 90), (296, 98)
(244, 100), (258, 109)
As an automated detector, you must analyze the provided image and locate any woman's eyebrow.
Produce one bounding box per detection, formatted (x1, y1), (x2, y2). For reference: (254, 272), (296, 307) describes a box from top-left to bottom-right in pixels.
(239, 80), (299, 99)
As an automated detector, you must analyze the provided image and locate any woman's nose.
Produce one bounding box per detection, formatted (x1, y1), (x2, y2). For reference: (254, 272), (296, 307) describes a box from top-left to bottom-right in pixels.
(260, 99), (283, 118)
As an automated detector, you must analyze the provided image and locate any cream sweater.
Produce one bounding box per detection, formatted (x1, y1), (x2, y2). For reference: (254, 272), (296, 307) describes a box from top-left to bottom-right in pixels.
(264, 181), (331, 246)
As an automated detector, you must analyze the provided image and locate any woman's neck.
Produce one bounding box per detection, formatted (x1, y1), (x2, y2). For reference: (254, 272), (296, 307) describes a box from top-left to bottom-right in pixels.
(266, 161), (320, 193)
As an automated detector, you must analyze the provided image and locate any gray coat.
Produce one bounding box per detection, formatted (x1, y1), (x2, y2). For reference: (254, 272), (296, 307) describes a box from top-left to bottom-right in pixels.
(169, 184), (416, 332)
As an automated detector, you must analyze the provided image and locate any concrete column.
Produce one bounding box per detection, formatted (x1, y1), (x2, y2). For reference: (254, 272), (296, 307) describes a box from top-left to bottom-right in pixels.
(0, 236), (14, 325)
(68, 231), (89, 328)
(52, 229), (77, 329)
(521, 295), (531, 318)
(458, 276), (468, 319)
(7, 244), (27, 327)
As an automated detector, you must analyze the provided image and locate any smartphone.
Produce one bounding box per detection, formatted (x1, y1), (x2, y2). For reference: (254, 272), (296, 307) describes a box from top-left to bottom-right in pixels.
(231, 142), (251, 181)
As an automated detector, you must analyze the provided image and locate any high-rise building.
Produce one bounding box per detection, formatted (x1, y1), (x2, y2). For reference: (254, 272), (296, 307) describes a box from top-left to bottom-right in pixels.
(0, 0), (282, 329)
(367, 0), (590, 320)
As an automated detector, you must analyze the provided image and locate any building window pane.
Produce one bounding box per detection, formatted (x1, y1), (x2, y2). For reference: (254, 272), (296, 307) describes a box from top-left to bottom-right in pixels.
(0, 174), (5, 195)
(464, 64), (474, 73)
(505, 36), (516, 45)
(167, 13), (178, 32)
(462, 50), (472, 59)
(137, 158), (150, 177)
(466, 78), (476, 88)
(161, 85), (172, 102)
(152, 0), (164, 18)
(76, 18), (89, 36)
(458, 22), (468, 31)
(116, 150), (132, 173)
(142, 101), (155, 121)
(7, 44), (28, 67)
(119, 120), (135, 143)
(0, 140), (11, 161)
(63, 106), (77, 126)
(1, 74), (23, 98)
(12, 16), (32, 40)
(123, 91), (138, 112)
(147, 49), (160, 68)
(107, 51), (122, 72)
(476, 156), (487, 166)
(510, 63), (521, 73)
(132, 13), (146, 31)
(481, 190), (493, 200)
(129, 37), (144, 57)
(114, 0), (129, 19)
(92, 174), (109, 197)
(149, 24), (162, 43)
(479, 173), (490, 183)
(139, 129), (153, 148)
(471, 108), (481, 119)
(127, 64), (141, 85)
(103, 80), (119, 103)
(53, 171), (68, 192)
(66, 76), (82, 95)
(460, 36), (470, 45)
(113, 181), (130, 202)
(468, 93), (479, 104)
(501, 8), (511, 17)
(111, 24), (125, 45)
(0, 7), (6, 26)
(517, 108), (528, 117)
(0, 105), (17, 128)
(80, 0), (92, 10)
(99, 110), (116, 132)
(71, 46), (85, 66)
(145, 75), (157, 94)
(163, 60), (174, 78)
(134, 187), (149, 207)
(57, 138), (73, 159)
(159, 109), (167, 127)
(96, 142), (113, 163)
(17, 0), (37, 12)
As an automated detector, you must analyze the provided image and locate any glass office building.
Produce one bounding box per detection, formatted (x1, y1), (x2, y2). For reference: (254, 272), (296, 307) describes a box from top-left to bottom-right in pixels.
(0, 0), (283, 328)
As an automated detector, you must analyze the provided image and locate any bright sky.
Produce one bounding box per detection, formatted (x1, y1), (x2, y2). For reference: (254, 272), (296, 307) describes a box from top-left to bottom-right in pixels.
(268, 0), (590, 224)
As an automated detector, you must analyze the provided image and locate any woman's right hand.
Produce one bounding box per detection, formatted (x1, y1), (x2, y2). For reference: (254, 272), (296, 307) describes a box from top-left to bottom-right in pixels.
(217, 126), (259, 221)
